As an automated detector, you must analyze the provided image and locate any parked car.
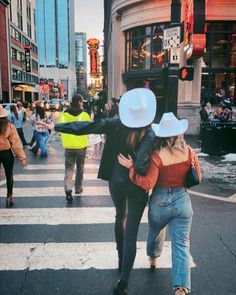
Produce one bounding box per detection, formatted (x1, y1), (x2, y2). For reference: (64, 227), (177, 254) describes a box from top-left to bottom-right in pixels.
(48, 98), (63, 111)
(0, 103), (17, 115)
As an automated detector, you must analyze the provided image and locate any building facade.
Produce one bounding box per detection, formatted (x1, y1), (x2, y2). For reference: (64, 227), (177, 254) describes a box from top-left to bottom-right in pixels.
(36, 0), (76, 99)
(103, 0), (236, 134)
(0, 0), (10, 102)
(75, 32), (87, 96)
(2, 0), (39, 103)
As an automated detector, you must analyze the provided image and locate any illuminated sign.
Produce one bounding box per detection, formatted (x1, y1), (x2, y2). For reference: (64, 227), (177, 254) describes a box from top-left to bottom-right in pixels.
(90, 48), (98, 75)
(25, 50), (31, 72)
(178, 66), (194, 81)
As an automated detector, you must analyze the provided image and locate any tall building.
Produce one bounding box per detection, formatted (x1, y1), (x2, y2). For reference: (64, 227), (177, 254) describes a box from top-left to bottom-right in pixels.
(75, 32), (87, 95)
(0, 0), (10, 102)
(2, 0), (39, 103)
(36, 0), (76, 99)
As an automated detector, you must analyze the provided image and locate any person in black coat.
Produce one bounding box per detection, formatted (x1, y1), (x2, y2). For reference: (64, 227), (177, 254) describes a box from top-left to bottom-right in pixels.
(38, 88), (165, 295)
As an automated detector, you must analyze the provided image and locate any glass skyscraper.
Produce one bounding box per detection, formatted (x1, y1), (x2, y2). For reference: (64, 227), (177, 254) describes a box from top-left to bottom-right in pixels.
(35, 0), (76, 98)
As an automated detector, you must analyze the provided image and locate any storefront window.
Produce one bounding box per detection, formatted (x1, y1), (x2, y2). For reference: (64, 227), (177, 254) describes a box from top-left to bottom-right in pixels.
(126, 23), (166, 72)
(202, 22), (236, 106)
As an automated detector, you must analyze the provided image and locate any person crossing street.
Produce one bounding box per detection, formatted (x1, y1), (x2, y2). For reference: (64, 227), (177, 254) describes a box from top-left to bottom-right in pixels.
(58, 94), (90, 202)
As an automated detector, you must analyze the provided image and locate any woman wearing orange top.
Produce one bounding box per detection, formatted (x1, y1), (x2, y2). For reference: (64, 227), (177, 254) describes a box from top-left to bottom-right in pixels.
(118, 112), (202, 295)
(0, 106), (26, 207)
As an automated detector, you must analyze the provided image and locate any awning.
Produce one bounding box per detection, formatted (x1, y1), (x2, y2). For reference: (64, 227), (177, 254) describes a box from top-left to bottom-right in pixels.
(14, 85), (35, 92)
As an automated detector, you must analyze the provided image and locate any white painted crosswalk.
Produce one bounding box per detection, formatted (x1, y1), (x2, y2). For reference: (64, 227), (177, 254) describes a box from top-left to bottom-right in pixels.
(0, 161), (196, 273)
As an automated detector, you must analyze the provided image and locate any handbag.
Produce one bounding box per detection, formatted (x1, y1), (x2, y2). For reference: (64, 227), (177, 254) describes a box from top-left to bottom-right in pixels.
(185, 146), (200, 188)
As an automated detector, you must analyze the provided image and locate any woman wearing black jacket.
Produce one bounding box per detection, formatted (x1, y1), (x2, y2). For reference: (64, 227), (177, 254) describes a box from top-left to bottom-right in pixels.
(39, 88), (164, 295)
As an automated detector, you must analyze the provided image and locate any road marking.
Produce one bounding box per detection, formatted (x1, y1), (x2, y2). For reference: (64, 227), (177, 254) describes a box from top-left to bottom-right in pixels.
(0, 173), (99, 183)
(188, 190), (236, 203)
(0, 186), (110, 197)
(0, 241), (196, 270)
(24, 163), (99, 170)
(0, 207), (148, 225)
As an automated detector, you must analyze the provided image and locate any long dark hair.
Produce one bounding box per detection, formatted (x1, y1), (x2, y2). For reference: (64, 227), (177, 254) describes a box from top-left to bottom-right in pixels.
(0, 117), (9, 135)
(10, 104), (19, 120)
(35, 105), (45, 119)
(126, 127), (146, 150)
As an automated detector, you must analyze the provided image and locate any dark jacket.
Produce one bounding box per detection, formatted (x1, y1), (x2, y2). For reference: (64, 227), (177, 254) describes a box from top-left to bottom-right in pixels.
(55, 118), (155, 182)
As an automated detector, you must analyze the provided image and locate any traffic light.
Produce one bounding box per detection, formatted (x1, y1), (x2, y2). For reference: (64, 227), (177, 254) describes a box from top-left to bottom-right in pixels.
(178, 66), (194, 81)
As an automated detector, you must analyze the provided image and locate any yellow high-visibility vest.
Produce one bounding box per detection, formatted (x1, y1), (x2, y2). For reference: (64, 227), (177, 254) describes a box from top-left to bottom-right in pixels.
(58, 111), (90, 149)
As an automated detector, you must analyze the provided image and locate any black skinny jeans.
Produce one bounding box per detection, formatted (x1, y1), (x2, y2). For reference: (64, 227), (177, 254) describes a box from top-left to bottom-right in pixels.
(109, 180), (148, 283)
(0, 149), (14, 196)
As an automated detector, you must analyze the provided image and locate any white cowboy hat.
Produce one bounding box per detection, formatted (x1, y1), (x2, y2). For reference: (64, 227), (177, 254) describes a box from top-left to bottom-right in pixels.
(152, 112), (188, 137)
(0, 106), (8, 118)
(119, 88), (156, 128)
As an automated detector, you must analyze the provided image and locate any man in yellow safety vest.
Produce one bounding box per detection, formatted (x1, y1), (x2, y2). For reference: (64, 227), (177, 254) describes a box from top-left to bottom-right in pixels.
(58, 94), (90, 202)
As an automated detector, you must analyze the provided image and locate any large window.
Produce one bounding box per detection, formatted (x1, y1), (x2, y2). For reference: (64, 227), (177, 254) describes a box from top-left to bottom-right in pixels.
(125, 23), (166, 72)
(202, 22), (236, 106)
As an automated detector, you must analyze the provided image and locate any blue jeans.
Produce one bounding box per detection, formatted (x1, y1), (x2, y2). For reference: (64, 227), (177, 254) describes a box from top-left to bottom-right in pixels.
(32, 130), (49, 158)
(147, 187), (193, 292)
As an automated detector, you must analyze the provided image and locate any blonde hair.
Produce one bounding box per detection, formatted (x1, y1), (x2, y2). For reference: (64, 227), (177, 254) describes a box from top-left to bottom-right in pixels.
(154, 134), (186, 153)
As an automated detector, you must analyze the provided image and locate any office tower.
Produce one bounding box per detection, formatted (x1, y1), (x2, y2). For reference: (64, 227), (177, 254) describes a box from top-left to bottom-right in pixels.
(75, 32), (87, 95)
(36, 0), (76, 99)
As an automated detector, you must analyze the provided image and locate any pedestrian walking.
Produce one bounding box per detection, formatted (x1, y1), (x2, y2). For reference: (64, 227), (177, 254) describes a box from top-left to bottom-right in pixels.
(38, 88), (165, 295)
(16, 101), (27, 121)
(28, 104), (51, 158)
(58, 94), (90, 202)
(118, 112), (202, 295)
(0, 106), (26, 207)
(8, 104), (28, 147)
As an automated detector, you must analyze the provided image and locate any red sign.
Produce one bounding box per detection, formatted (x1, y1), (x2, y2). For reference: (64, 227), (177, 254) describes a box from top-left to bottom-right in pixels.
(90, 48), (98, 75)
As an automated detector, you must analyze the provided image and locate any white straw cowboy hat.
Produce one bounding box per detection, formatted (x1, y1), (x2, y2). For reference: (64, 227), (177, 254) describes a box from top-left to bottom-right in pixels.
(152, 112), (188, 137)
(119, 88), (156, 128)
(0, 106), (8, 118)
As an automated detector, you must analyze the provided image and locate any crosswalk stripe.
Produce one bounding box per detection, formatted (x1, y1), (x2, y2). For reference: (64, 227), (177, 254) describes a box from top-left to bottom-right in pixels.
(0, 207), (148, 225)
(24, 163), (99, 170)
(0, 173), (99, 184)
(0, 241), (196, 271)
(0, 186), (110, 197)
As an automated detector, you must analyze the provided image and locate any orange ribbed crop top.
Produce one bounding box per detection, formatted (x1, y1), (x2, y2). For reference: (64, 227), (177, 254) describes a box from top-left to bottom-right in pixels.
(129, 148), (202, 191)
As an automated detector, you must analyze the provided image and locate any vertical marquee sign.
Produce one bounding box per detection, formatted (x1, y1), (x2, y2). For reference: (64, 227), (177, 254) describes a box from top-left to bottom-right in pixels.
(24, 45), (32, 72)
(87, 38), (100, 77)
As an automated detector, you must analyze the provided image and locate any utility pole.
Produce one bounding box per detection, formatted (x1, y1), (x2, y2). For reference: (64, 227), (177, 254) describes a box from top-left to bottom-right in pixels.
(164, 0), (181, 115)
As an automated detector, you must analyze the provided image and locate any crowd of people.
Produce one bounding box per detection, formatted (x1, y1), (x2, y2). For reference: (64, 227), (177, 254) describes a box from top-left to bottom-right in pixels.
(0, 88), (204, 295)
(198, 98), (234, 142)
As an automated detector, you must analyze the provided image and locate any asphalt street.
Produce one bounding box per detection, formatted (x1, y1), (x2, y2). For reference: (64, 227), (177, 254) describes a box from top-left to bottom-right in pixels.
(0, 120), (236, 295)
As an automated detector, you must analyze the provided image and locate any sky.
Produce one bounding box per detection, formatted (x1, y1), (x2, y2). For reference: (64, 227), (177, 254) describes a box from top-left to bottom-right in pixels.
(74, 0), (104, 44)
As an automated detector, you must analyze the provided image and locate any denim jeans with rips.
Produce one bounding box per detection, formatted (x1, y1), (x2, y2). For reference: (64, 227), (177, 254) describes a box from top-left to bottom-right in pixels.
(147, 186), (193, 292)
(32, 130), (49, 158)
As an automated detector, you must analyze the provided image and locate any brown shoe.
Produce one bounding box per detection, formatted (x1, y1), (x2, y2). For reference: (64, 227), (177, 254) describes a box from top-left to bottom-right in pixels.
(175, 288), (188, 295)
(149, 257), (157, 272)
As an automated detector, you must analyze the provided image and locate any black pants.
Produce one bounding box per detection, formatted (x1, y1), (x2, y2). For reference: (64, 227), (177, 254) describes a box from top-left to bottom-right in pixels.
(17, 128), (28, 146)
(0, 149), (14, 196)
(109, 179), (148, 283)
